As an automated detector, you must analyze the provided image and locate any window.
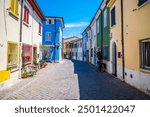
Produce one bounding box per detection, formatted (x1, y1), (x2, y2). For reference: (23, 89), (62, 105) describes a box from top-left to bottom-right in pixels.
(80, 42), (82, 47)
(88, 31), (92, 39)
(111, 6), (116, 27)
(103, 46), (109, 60)
(97, 19), (99, 33)
(138, 0), (149, 6)
(140, 40), (150, 70)
(10, 0), (18, 16)
(91, 48), (93, 57)
(51, 19), (54, 24)
(45, 32), (51, 41)
(38, 23), (41, 35)
(104, 9), (107, 28)
(22, 44), (32, 64)
(46, 19), (54, 25)
(7, 42), (18, 67)
(43, 45), (51, 59)
(23, 6), (29, 24)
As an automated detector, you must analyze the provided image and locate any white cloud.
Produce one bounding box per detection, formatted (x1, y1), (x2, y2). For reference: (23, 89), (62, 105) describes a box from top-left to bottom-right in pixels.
(65, 22), (89, 28)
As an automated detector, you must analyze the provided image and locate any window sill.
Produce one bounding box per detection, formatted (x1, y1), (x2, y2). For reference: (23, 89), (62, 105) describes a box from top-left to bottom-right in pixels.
(111, 24), (116, 29)
(23, 21), (30, 27)
(38, 33), (42, 36)
(7, 64), (19, 73)
(23, 62), (32, 65)
(140, 69), (150, 74)
(9, 11), (19, 21)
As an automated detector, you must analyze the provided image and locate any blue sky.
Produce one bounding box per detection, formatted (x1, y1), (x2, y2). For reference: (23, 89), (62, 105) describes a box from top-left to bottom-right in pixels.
(36, 0), (102, 38)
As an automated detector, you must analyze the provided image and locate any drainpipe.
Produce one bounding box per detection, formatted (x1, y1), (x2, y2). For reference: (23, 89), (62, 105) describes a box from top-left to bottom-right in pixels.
(121, 0), (125, 80)
(18, 0), (24, 79)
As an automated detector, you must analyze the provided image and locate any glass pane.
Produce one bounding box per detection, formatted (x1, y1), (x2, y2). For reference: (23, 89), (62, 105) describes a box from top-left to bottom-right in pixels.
(139, 0), (148, 6)
(145, 42), (150, 67)
(43, 46), (51, 58)
(23, 44), (32, 63)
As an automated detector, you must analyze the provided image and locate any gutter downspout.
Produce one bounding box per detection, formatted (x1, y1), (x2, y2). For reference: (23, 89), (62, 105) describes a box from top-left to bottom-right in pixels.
(19, 0), (24, 79)
(121, 0), (125, 80)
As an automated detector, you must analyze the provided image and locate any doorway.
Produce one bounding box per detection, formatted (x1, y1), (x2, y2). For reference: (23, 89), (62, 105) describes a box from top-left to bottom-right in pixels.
(112, 42), (117, 76)
(33, 47), (37, 64)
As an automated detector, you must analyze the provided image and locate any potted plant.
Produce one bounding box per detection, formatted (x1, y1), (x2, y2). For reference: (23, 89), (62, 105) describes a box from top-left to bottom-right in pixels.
(96, 50), (105, 72)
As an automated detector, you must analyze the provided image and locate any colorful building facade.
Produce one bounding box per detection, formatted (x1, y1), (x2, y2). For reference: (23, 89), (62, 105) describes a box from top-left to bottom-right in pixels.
(63, 36), (82, 60)
(107, 0), (150, 94)
(0, 0), (44, 83)
(96, 0), (110, 72)
(42, 17), (64, 62)
(90, 17), (97, 65)
(77, 39), (83, 61)
(82, 31), (87, 62)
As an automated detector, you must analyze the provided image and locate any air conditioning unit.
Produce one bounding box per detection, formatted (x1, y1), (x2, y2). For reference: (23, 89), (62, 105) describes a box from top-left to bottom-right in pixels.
(109, 33), (112, 39)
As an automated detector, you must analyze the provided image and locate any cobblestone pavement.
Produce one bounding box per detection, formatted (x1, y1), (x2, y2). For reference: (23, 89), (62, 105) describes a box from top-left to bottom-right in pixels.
(0, 59), (150, 100)
(0, 60), (79, 100)
(72, 60), (150, 100)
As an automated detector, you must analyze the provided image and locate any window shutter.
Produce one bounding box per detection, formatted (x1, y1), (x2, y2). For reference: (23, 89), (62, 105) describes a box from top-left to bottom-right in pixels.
(39, 23), (41, 34)
(15, 0), (18, 15)
(27, 9), (29, 24)
(23, 6), (26, 21)
(10, 0), (15, 13)
(111, 7), (116, 26)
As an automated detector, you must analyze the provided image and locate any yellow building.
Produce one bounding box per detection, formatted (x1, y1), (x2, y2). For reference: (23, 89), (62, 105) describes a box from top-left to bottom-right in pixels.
(63, 43), (67, 58)
(107, 0), (150, 95)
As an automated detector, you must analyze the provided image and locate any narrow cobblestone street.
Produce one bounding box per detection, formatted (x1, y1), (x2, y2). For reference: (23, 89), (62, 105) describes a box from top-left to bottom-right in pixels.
(0, 60), (79, 100)
(0, 59), (150, 100)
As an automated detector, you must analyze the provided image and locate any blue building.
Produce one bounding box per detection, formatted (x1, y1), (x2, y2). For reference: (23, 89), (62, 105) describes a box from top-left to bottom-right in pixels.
(42, 17), (65, 62)
(82, 31), (87, 62)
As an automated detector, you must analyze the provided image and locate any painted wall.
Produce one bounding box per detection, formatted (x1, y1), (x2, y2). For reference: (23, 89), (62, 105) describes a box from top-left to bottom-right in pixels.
(90, 21), (97, 65)
(77, 40), (83, 61)
(42, 18), (63, 62)
(82, 32), (87, 62)
(123, 0), (150, 94)
(0, 0), (43, 83)
(96, 6), (110, 72)
(123, 0), (150, 70)
(86, 29), (91, 63)
(108, 0), (150, 95)
(108, 0), (122, 78)
(0, 0), (21, 81)
(22, 0), (43, 64)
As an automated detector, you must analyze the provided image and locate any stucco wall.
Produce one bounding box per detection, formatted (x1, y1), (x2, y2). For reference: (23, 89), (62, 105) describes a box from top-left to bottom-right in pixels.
(123, 0), (150, 95)
(109, 0), (122, 66)
(0, 0), (43, 81)
(124, 0), (150, 70)
(0, 0), (21, 80)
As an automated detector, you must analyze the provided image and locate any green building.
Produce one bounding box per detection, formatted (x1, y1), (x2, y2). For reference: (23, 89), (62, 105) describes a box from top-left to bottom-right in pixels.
(96, 6), (110, 61)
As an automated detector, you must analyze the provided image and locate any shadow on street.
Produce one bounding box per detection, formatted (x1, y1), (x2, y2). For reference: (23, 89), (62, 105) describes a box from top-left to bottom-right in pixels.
(71, 59), (150, 100)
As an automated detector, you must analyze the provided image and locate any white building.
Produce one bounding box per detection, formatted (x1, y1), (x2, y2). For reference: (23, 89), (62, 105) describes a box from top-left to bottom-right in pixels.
(86, 28), (91, 63)
(0, 0), (44, 84)
(90, 18), (97, 65)
(77, 39), (83, 61)
(22, 0), (44, 66)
